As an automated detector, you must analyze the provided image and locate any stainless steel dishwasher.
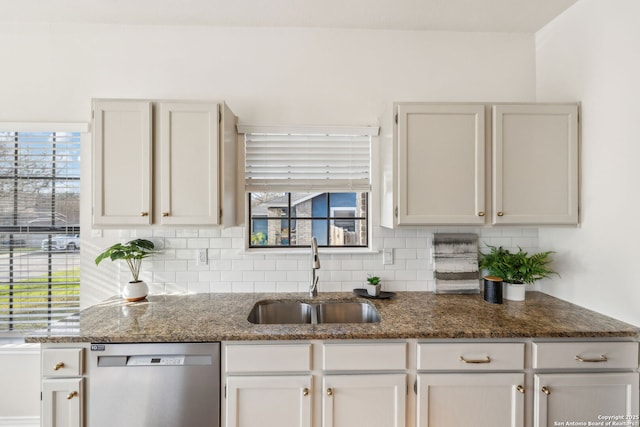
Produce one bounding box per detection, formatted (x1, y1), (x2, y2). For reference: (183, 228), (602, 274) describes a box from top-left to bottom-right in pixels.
(89, 342), (220, 427)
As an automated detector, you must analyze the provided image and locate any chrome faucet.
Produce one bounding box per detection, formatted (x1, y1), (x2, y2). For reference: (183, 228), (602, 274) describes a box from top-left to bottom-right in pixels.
(309, 237), (320, 297)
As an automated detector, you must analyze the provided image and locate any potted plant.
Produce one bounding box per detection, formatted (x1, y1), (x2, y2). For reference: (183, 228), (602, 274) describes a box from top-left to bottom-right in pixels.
(365, 275), (381, 297)
(95, 238), (156, 302)
(479, 245), (558, 301)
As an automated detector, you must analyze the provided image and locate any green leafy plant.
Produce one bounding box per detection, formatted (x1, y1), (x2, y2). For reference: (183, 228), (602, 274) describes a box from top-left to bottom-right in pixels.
(95, 239), (155, 282)
(366, 275), (381, 285)
(479, 244), (558, 285)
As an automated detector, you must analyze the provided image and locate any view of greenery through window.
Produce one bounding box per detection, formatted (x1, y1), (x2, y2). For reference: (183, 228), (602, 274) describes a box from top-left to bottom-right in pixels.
(249, 192), (368, 248)
(0, 131), (80, 334)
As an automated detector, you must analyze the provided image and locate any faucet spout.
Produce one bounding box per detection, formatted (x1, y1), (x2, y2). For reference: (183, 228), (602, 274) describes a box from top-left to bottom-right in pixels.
(309, 237), (320, 297)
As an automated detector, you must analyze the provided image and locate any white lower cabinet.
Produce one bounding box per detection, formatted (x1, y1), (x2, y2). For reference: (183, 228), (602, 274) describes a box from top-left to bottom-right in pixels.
(416, 373), (525, 427)
(41, 345), (86, 427)
(223, 342), (407, 427)
(534, 373), (639, 427)
(42, 378), (84, 427)
(226, 375), (312, 427)
(416, 342), (526, 427)
(323, 374), (406, 427)
(532, 341), (640, 427)
(223, 340), (640, 427)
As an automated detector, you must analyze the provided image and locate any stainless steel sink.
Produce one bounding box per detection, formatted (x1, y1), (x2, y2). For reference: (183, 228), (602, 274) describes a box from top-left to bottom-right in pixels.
(247, 301), (313, 324)
(316, 302), (380, 324)
(247, 300), (380, 324)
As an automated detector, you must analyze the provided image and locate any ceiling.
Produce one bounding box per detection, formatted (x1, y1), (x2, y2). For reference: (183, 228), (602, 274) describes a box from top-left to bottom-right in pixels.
(0, 0), (578, 32)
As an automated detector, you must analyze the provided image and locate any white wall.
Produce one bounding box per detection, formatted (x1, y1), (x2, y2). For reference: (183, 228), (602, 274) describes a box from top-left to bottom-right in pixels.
(0, 23), (541, 307)
(536, 0), (640, 326)
(0, 344), (40, 426)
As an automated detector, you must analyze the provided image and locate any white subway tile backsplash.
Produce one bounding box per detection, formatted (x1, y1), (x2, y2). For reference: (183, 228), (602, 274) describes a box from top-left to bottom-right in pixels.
(101, 227), (538, 297)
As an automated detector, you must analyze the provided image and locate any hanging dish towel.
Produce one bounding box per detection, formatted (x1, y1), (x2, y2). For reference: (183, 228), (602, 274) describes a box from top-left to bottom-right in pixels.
(433, 233), (480, 294)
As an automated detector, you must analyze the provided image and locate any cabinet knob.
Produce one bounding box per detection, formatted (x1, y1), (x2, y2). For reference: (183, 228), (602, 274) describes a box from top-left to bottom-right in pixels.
(478, 212), (485, 217)
(302, 388), (309, 397)
(517, 385), (525, 394)
(459, 355), (491, 364)
(140, 212), (149, 217)
(326, 388), (333, 396)
(541, 386), (551, 396)
(162, 212), (170, 217)
(497, 212), (504, 217)
(54, 362), (65, 371)
(66, 391), (78, 400)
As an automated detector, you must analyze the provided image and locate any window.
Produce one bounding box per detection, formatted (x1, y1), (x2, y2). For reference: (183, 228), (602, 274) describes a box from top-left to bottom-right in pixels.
(249, 192), (368, 247)
(242, 125), (377, 248)
(0, 127), (82, 334)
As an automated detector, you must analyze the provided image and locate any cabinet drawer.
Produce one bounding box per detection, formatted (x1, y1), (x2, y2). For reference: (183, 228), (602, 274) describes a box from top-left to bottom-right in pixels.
(42, 348), (84, 377)
(532, 342), (639, 370)
(417, 343), (524, 371)
(225, 343), (312, 373)
(322, 342), (407, 371)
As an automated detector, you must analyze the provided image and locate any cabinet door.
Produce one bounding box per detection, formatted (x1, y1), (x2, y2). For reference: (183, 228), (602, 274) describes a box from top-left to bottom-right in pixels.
(323, 374), (406, 427)
(93, 100), (152, 225)
(42, 378), (83, 427)
(534, 373), (639, 427)
(417, 373), (525, 427)
(159, 102), (220, 225)
(492, 104), (579, 225)
(396, 103), (485, 225)
(226, 375), (312, 427)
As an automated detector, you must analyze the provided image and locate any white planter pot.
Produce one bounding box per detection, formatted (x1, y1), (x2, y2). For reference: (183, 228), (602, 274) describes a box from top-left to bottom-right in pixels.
(122, 280), (148, 302)
(504, 282), (526, 301)
(365, 283), (381, 297)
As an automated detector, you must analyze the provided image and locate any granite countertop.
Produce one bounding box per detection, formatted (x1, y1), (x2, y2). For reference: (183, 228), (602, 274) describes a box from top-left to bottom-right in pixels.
(26, 291), (639, 343)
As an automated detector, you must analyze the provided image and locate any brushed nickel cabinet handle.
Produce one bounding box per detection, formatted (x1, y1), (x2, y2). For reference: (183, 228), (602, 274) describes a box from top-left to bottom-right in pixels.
(459, 355), (491, 364)
(66, 391), (78, 400)
(541, 386), (551, 395)
(575, 355), (608, 363)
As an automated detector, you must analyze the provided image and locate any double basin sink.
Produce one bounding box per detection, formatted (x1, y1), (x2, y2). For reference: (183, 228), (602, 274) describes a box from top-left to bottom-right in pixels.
(248, 300), (380, 325)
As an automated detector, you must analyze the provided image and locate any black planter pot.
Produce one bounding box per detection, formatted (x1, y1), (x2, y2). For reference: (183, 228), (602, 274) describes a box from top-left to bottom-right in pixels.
(483, 276), (503, 304)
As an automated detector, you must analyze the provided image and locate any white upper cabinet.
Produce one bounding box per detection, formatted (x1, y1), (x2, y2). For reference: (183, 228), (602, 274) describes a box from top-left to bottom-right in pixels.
(92, 99), (237, 227)
(159, 102), (219, 225)
(93, 100), (152, 226)
(383, 102), (579, 227)
(396, 103), (486, 226)
(493, 104), (579, 225)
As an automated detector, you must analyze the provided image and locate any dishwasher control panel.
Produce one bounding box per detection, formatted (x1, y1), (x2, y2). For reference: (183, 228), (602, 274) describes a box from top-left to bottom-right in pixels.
(126, 355), (186, 366)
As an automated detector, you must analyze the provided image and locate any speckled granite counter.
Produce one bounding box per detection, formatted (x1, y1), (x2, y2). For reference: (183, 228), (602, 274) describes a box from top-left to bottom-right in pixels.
(26, 291), (639, 343)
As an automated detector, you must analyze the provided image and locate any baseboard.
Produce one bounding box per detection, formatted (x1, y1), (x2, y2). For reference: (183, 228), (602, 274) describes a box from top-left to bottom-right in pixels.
(0, 417), (40, 427)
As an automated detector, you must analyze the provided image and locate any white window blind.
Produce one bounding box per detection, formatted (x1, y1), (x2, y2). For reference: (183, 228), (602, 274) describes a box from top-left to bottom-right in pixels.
(0, 128), (81, 334)
(244, 132), (372, 192)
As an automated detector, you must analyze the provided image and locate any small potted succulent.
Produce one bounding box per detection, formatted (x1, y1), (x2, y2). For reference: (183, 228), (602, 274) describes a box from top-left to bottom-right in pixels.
(95, 238), (156, 302)
(479, 244), (557, 301)
(365, 275), (381, 297)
